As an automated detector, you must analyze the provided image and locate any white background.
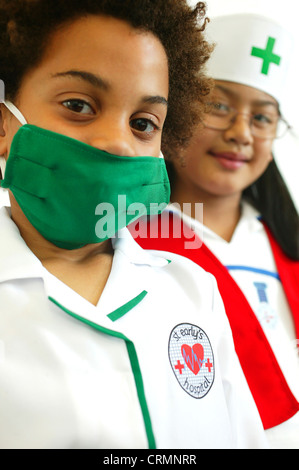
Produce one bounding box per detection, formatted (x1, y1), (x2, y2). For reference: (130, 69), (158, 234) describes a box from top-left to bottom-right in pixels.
(189, 0), (299, 210)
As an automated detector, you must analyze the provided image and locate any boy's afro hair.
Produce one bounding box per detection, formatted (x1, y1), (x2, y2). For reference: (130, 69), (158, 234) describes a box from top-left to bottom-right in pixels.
(0, 0), (213, 156)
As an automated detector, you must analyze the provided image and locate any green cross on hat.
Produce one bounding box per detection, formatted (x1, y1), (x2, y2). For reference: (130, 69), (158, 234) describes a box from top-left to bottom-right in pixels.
(251, 36), (281, 75)
(205, 13), (293, 105)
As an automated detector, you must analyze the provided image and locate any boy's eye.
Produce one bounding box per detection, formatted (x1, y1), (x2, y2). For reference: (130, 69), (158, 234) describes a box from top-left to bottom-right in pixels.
(62, 99), (94, 114)
(130, 118), (158, 134)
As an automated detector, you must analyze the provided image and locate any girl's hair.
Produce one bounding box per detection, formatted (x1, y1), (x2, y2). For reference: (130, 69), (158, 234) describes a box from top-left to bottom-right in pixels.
(243, 157), (299, 260)
(0, 0), (213, 157)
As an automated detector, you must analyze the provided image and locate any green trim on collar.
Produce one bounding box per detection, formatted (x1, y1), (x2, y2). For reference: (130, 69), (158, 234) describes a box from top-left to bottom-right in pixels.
(107, 290), (148, 322)
(48, 296), (156, 449)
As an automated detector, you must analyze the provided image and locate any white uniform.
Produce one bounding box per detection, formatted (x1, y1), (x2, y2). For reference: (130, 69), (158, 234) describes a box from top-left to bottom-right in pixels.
(0, 206), (267, 449)
(172, 202), (299, 449)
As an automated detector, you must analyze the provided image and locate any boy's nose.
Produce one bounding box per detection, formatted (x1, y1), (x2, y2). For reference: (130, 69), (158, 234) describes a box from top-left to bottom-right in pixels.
(89, 119), (136, 157)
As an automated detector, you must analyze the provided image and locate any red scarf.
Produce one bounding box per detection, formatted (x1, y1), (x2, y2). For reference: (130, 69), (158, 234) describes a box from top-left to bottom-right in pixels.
(131, 212), (299, 429)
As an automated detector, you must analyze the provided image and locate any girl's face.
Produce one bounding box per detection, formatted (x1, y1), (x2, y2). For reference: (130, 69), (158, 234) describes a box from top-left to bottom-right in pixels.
(172, 80), (276, 200)
(1, 15), (169, 159)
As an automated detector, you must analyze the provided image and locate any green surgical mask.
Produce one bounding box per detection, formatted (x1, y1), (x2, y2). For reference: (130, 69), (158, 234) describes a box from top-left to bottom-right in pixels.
(1, 103), (170, 249)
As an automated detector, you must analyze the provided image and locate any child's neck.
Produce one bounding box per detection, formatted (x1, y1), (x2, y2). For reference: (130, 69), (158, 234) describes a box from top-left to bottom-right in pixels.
(200, 195), (242, 242)
(171, 186), (242, 242)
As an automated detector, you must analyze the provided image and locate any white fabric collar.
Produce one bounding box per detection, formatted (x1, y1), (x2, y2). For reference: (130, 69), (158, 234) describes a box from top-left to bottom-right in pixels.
(0, 207), (168, 285)
(111, 226), (168, 268)
(0, 207), (44, 283)
(169, 200), (263, 245)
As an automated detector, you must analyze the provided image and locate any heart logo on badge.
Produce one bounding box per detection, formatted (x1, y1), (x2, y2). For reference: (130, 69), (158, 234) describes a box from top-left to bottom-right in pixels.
(181, 343), (204, 375)
(169, 324), (215, 399)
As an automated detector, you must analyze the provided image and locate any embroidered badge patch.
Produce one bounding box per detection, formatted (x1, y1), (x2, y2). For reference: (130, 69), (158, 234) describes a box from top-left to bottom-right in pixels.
(169, 323), (215, 399)
(254, 282), (278, 329)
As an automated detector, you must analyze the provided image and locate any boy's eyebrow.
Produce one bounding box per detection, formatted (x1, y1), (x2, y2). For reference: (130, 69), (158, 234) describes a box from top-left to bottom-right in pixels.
(51, 70), (109, 90)
(51, 70), (168, 107)
(142, 95), (168, 107)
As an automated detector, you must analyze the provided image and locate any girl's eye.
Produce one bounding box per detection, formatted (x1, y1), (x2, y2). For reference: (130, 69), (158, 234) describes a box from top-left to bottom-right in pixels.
(209, 102), (231, 115)
(253, 113), (272, 124)
(130, 118), (158, 134)
(61, 99), (95, 115)
(252, 113), (276, 129)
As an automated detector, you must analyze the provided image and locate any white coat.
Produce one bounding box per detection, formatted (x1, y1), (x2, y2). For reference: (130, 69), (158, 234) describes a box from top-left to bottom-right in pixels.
(0, 207), (267, 449)
(171, 202), (299, 449)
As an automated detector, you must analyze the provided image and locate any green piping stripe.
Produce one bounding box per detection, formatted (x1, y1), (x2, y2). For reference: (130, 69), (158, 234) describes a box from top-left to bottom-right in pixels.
(107, 290), (148, 322)
(48, 296), (156, 449)
(125, 340), (155, 449)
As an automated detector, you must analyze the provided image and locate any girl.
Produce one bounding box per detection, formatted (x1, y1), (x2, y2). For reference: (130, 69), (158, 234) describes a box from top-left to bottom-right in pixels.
(134, 13), (299, 448)
(0, 1), (266, 449)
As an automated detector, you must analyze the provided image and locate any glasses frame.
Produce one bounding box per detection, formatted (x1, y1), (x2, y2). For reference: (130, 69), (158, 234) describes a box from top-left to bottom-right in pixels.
(202, 103), (291, 140)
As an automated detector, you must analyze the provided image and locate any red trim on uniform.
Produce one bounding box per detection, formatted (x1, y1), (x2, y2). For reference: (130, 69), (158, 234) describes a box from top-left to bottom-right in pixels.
(263, 223), (299, 341)
(130, 212), (299, 430)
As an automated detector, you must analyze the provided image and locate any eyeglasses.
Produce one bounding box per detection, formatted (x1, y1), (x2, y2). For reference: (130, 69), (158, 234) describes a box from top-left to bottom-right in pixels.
(202, 102), (291, 139)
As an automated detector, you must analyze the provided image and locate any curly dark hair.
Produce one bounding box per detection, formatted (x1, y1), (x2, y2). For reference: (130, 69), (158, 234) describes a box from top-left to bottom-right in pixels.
(0, 0), (213, 157)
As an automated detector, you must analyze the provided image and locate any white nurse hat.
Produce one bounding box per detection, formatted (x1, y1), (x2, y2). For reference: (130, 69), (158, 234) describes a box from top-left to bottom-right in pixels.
(205, 13), (294, 106)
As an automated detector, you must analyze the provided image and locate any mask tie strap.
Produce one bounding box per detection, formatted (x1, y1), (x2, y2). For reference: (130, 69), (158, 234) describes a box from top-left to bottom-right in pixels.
(3, 101), (27, 126)
(0, 156), (6, 180)
(0, 101), (27, 180)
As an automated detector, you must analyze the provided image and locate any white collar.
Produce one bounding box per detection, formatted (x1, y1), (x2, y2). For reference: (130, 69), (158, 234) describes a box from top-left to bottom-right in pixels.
(0, 207), (168, 285)
(0, 207), (44, 283)
(169, 200), (263, 244)
(111, 226), (168, 268)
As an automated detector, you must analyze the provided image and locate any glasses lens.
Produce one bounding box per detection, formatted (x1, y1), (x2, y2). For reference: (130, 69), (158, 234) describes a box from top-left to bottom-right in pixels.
(275, 118), (289, 139)
(203, 103), (234, 130)
(251, 111), (285, 139)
